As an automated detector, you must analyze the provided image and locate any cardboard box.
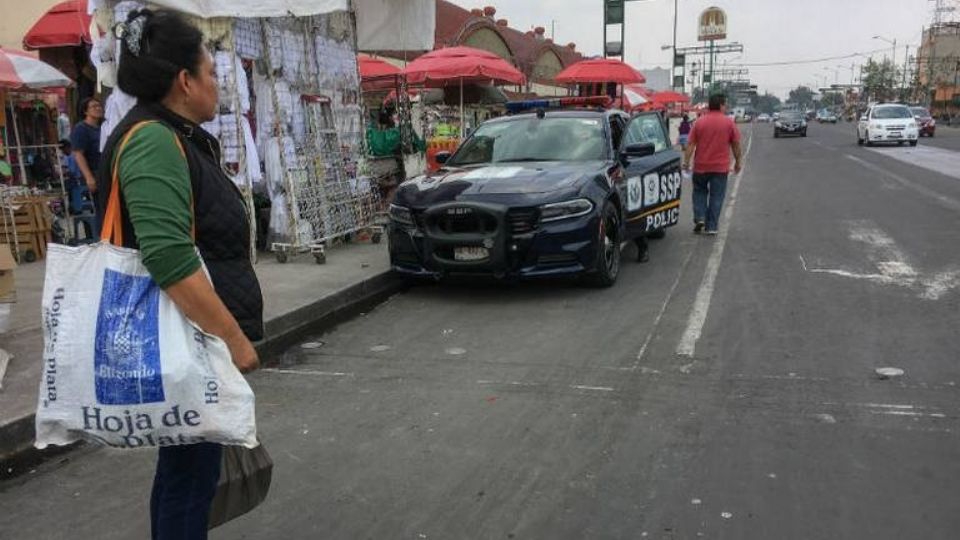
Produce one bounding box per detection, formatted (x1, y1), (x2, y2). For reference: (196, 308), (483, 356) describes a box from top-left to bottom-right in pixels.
(0, 244), (17, 303)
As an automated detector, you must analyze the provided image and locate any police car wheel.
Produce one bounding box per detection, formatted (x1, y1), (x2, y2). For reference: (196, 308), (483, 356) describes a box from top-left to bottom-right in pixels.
(586, 202), (621, 288)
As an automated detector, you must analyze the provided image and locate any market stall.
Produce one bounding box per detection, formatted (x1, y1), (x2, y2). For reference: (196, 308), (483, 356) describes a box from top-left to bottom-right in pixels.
(23, 0), (99, 121)
(400, 46), (525, 172)
(555, 58), (646, 107)
(0, 49), (74, 262)
(91, 0), (381, 264)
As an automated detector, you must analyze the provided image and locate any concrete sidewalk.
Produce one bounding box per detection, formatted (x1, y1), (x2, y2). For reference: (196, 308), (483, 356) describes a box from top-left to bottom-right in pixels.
(0, 242), (401, 474)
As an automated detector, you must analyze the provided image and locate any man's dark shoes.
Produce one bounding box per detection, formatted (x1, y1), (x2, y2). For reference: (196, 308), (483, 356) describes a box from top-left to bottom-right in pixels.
(693, 221), (705, 234)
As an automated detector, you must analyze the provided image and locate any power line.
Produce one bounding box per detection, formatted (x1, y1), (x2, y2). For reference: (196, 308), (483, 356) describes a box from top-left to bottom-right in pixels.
(729, 46), (917, 68)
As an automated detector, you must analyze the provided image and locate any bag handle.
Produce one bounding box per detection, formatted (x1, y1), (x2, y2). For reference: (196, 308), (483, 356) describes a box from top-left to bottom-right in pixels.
(100, 121), (190, 246)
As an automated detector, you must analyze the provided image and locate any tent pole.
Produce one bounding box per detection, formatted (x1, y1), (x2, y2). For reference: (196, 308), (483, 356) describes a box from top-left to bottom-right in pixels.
(8, 97), (28, 185)
(459, 77), (464, 139)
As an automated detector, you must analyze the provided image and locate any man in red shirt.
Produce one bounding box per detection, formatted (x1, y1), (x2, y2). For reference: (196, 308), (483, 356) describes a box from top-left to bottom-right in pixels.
(682, 94), (742, 235)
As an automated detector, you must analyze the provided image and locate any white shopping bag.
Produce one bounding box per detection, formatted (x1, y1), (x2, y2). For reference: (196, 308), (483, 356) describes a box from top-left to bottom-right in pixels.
(35, 121), (257, 450)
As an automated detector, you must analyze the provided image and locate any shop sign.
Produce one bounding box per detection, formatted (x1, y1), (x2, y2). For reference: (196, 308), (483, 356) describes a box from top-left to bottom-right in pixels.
(698, 6), (727, 41)
(606, 0), (625, 25)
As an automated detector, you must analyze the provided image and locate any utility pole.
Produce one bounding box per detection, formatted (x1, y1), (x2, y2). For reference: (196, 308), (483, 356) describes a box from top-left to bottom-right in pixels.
(672, 0), (679, 90)
(903, 45), (910, 99)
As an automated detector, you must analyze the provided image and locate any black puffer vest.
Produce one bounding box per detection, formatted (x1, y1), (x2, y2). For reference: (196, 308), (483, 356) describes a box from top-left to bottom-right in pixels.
(97, 103), (264, 341)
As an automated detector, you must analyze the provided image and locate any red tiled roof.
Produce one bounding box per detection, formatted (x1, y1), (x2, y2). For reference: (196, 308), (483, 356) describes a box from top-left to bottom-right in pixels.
(372, 0), (584, 85)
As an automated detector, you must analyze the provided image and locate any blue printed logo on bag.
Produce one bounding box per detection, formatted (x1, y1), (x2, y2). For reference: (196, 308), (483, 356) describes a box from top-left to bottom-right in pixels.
(94, 269), (165, 404)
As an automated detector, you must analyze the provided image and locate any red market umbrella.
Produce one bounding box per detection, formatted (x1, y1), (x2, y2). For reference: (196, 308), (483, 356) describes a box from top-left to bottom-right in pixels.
(359, 54), (401, 80)
(650, 90), (690, 105)
(358, 54), (403, 92)
(401, 46), (525, 137)
(0, 48), (72, 89)
(555, 58), (646, 84)
(401, 46), (525, 87)
(23, 0), (93, 50)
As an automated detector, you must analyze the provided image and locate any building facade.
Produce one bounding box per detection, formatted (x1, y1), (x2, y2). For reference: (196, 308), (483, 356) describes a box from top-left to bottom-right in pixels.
(918, 23), (960, 113)
(0, 0), (61, 51)
(368, 2), (586, 97)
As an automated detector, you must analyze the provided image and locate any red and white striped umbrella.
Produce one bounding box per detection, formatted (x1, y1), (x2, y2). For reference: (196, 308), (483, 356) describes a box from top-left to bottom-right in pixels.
(0, 48), (72, 90)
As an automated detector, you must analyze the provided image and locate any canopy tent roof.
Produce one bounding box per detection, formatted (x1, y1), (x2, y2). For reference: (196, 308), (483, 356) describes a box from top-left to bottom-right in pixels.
(24, 0), (94, 50)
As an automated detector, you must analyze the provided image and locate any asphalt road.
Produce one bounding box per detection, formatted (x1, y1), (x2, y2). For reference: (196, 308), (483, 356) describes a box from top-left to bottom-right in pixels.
(2, 122), (960, 539)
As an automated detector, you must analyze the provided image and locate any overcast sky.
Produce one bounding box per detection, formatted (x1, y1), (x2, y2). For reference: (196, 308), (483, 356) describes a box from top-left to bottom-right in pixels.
(452, 0), (940, 98)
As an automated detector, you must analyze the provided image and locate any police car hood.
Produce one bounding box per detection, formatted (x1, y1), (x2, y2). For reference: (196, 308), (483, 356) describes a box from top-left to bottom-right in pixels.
(399, 162), (600, 202)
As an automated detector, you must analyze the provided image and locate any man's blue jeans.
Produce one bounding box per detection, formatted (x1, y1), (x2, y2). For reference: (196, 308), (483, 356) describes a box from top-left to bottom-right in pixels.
(692, 172), (729, 232)
(151, 443), (222, 540)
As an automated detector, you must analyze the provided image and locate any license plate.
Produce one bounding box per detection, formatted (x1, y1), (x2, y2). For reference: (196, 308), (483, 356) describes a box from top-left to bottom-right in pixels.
(454, 247), (489, 261)
(889, 132), (902, 138)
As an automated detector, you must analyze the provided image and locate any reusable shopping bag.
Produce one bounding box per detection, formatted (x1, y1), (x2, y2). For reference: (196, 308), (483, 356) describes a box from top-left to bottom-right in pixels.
(35, 121), (258, 450)
(208, 442), (274, 529)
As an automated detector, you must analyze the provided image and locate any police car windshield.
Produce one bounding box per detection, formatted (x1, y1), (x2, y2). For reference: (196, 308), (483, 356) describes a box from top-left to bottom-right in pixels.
(448, 117), (606, 166)
(873, 106), (912, 119)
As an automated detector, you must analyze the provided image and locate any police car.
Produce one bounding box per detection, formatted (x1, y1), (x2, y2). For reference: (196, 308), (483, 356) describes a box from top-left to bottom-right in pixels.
(388, 97), (683, 287)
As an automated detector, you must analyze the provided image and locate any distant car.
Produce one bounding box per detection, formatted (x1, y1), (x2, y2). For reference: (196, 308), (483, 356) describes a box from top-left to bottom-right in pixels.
(757, 113), (771, 123)
(772, 112), (781, 121)
(910, 106), (935, 137)
(857, 104), (919, 147)
(817, 110), (838, 123)
(774, 111), (807, 138)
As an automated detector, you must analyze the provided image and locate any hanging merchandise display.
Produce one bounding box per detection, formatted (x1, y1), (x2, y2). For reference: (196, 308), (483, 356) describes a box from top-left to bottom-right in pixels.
(93, 1), (382, 264)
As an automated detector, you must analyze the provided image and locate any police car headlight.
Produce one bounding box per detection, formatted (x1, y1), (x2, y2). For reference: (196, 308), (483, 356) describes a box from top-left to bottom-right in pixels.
(389, 204), (415, 227)
(871, 122), (883, 130)
(908, 122), (918, 129)
(540, 199), (594, 222)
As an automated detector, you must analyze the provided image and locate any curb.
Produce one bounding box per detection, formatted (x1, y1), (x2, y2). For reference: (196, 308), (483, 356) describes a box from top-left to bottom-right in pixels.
(0, 269), (405, 480)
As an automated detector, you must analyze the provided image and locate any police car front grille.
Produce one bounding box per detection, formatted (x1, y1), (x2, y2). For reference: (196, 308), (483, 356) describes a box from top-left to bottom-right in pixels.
(507, 209), (538, 235)
(886, 125), (907, 131)
(432, 211), (497, 235)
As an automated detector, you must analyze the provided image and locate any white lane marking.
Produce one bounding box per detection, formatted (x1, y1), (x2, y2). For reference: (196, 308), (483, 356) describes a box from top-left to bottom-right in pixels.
(570, 385), (615, 392)
(799, 221), (960, 300)
(676, 131), (753, 357)
(261, 368), (353, 377)
(845, 154), (960, 213)
(477, 381), (615, 393)
(865, 144), (960, 180)
(630, 246), (697, 368)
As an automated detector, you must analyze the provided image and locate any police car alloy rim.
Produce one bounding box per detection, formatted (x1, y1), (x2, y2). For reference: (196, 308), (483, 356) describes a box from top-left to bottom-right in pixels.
(600, 210), (620, 277)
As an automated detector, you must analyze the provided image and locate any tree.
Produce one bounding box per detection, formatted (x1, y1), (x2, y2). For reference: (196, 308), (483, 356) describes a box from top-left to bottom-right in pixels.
(819, 92), (844, 108)
(752, 92), (782, 114)
(787, 86), (816, 109)
(860, 58), (901, 102)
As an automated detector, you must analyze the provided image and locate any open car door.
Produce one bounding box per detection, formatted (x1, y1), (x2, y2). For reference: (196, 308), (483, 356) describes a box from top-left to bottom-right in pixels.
(620, 112), (683, 238)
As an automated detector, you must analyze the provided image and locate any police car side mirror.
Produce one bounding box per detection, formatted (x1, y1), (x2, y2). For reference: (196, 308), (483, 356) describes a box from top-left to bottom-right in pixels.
(435, 151), (451, 165)
(622, 142), (656, 159)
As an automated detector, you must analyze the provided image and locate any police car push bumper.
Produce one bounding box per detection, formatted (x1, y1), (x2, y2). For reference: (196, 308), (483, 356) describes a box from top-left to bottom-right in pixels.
(388, 201), (601, 278)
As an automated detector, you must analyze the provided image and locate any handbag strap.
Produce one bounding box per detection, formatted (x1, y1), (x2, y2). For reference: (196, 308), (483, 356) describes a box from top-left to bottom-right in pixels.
(100, 120), (191, 246)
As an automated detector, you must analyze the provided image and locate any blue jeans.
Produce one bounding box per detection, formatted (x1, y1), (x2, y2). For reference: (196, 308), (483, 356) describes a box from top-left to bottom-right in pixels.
(151, 443), (222, 540)
(692, 172), (729, 231)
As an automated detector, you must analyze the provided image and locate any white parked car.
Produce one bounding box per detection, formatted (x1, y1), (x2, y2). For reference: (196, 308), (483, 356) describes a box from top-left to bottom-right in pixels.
(757, 113), (771, 123)
(857, 104), (919, 147)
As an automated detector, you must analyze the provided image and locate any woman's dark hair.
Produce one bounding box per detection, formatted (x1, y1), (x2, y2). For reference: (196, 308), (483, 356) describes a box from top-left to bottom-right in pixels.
(79, 97), (99, 116)
(116, 9), (205, 103)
